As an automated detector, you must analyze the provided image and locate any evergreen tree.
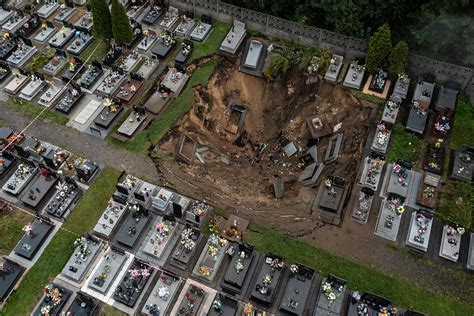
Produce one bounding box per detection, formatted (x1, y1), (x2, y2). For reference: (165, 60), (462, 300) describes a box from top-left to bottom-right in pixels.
(111, 0), (133, 45)
(89, 0), (112, 39)
(388, 41), (409, 79)
(365, 23), (392, 73)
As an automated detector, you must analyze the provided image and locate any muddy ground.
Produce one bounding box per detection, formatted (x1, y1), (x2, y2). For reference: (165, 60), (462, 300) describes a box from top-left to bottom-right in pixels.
(160, 57), (375, 226)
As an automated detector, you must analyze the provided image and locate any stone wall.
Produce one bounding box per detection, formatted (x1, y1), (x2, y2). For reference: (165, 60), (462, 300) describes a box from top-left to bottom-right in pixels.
(169, 0), (474, 99)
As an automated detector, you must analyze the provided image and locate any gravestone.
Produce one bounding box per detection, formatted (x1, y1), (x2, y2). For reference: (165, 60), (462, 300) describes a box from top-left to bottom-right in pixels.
(65, 293), (99, 316)
(141, 271), (181, 316)
(175, 284), (206, 316)
(191, 234), (229, 283)
(113, 259), (154, 307)
(87, 248), (127, 294)
(93, 199), (127, 239)
(190, 20), (213, 42)
(314, 275), (347, 316)
(13, 218), (54, 260)
(0, 258), (25, 302)
(278, 264), (314, 315)
(346, 292), (393, 316)
(31, 284), (71, 316)
(250, 253), (285, 306)
(61, 236), (102, 283)
(207, 293), (239, 315)
(114, 205), (152, 248)
(405, 209), (433, 253)
(3, 163), (38, 196)
(169, 226), (202, 270)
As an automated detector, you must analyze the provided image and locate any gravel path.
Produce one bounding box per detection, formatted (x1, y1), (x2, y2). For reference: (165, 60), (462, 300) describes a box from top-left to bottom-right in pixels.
(0, 103), (158, 180)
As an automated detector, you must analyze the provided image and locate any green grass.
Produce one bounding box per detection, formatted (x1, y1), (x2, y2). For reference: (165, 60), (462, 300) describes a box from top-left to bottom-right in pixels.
(438, 181), (474, 229)
(80, 39), (109, 63)
(7, 97), (69, 126)
(25, 50), (54, 73)
(387, 123), (422, 163)
(351, 89), (385, 106)
(63, 167), (121, 234)
(246, 223), (474, 316)
(190, 21), (230, 62)
(122, 60), (218, 153)
(450, 94), (474, 149)
(99, 305), (128, 316)
(0, 230), (77, 316)
(0, 208), (34, 255)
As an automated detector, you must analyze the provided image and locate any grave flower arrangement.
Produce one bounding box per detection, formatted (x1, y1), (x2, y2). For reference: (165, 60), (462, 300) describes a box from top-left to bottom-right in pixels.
(15, 163), (34, 179)
(191, 201), (211, 219)
(40, 284), (63, 315)
(22, 222), (33, 236)
(324, 178), (332, 188)
(322, 281), (341, 307)
(423, 186), (435, 198)
(243, 303), (255, 315)
(290, 264), (299, 274)
(212, 298), (223, 312)
(365, 158), (384, 184)
(198, 265), (213, 276)
(392, 164), (408, 185)
(307, 56), (321, 74)
(434, 116), (450, 134)
(158, 285), (170, 300)
(180, 228), (196, 251)
(74, 237), (91, 261)
(386, 196), (403, 214)
(375, 122), (390, 146)
(160, 32), (175, 46)
(386, 99), (399, 110)
(184, 291), (195, 310)
(266, 256), (284, 269)
(155, 220), (174, 244)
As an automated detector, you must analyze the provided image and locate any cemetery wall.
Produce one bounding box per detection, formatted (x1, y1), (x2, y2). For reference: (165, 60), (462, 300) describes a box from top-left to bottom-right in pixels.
(169, 0), (474, 99)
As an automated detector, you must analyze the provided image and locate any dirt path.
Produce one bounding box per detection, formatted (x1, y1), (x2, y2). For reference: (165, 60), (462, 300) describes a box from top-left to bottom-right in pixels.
(0, 103), (158, 180)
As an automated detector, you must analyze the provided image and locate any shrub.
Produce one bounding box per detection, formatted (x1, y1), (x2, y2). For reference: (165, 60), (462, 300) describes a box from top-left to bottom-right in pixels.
(366, 24), (392, 73)
(388, 41), (409, 80)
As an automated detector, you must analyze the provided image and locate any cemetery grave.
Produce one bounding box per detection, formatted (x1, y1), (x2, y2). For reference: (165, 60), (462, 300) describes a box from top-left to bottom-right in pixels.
(95, 70), (126, 97)
(159, 6), (179, 31)
(151, 32), (177, 60)
(37, 83), (64, 108)
(114, 78), (143, 105)
(0, 36), (16, 61)
(61, 235), (102, 283)
(42, 52), (68, 77)
(168, 225), (203, 270)
(0, 7), (13, 25)
(37, 3), (60, 19)
(175, 13), (196, 37)
(423, 142), (446, 175)
(431, 109), (453, 138)
(31, 283), (71, 316)
(208, 292), (239, 315)
(4, 73), (30, 94)
(405, 209), (434, 253)
(381, 95), (402, 124)
(19, 172), (58, 209)
(114, 203), (152, 248)
(113, 259), (154, 307)
(13, 217), (53, 260)
(116, 107), (148, 138)
(86, 247), (128, 294)
(141, 271), (181, 316)
(137, 30), (158, 53)
(363, 68), (391, 98)
(102, 45), (123, 66)
(406, 74), (435, 135)
(342, 60), (365, 90)
(18, 74), (46, 101)
(0, 151), (16, 179)
(175, 283), (206, 315)
(374, 193), (406, 241)
(358, 153), (385, 191)
(347, 292), (396, 316)
(435, 85), (459, 111)
(190, 15), (213, 42)
(239, 38), (267, 77)
(2, 14), (28, 33)
(370, 122), (392, 154)
(279, 263), (315, 315)
(313, 274), (347, 316)
(351, 187), (375, 225)
(175, 40), (193, 67)
(219, 243), (259, 298)
(191, 233), (229, 283)
(219, 20), (246, 55)
(33, 23), (56, 45)
(324, 54), (343, 82)
(2, 162), (38, 196)
(66, 31), (93, 56)
(76, 61), (103, 91)
(65, 292), (99, 316)
(15, 14), (41, 39)
(6, 41), (37, 68)
(311, 176), (348, 225)
(92, 198), (127, 238)
(249, 253), (285, 306)
(49, 26), (75, 49)
(43, 179), (81, 219)
(0, 257), (25, 303)
(53, 5), (76, 24)
(141, 5), (164, 25)
(74, 11), (93, 33)
(55, 84), (83, 114)
(449, 145), (473, 182)
(439, 224), (463, 262)
(415, 172), (440, 210)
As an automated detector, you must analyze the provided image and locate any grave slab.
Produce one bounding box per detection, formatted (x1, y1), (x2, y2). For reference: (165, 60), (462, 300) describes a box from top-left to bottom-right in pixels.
(112, 259), (154, 307)
(38, 84), (64, 108)
(0, 257), (25, 303)
(55, 87), (83, 114)
(49, 27), (75, 49)
(33, 27), (56, 44)
(37, 3), (60, 18)
(43, 181), (81, 219)
(439, 225), (462, 262)
(7, 45), (37, 68)
(351, 187), (374, 225)
(74, 12), (93, 32)
(141, 271), (181, 316)
(61, 237), (102, 283)
(95, 71), (126, 97)
(190, 22), (212, 42)
(405, 210), (433, 253)
(314, 275), (347, 316)
(175, 18), (196, 37)
(191, 234), (229, 284)
(159, 7), (179, 30)
(4, 74), (29, 94)
(220, 20), (246, 55)
(142, 7), (163, 25)
(0, 9), (13, 25)
(374, 196), (405, 242)
(66, 33), (93, 56)
(279, 264), (314, 315)
(18, 77), (46, 101)
(2, 16), (28, 33)
(87, 248), (128, 294)
(54, 6), (76, 23)
(343, 62), (365, 89)
(2, 163), (38, 196)
(358, 156), (385, 191)
(250, 253), (285, 306)
(31, 284), (71, 316)
(324, 55), (343, 82)
(20, 174), (57, 209)
(93, 199), (127, 239)
(169, 226), (203, 270)
(13, 218), (54, 260)
(114, 207), (152, 248)
(65, 292), (100, 316)
(207, 292), (239, 315)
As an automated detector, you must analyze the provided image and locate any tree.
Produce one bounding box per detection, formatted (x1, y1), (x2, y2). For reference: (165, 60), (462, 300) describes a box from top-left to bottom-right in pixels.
(365, 23), (392, 73)
(89, 0), (112, 40)
(388, 40), (409, 79)
(111, 0), (134, 45)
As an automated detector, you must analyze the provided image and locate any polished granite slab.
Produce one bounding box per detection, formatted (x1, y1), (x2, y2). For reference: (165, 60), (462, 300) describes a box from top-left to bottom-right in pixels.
(87, 248), (128, 294)
(61, 237), (102, 282)
(4, 74), (29, 94)
(13, 219), (53, 260)
(2, 163), (38, 196)
(38, 84), (63, 108)
(49, 27), (74, 49)
(18, 78), (46, 101)
(20, 174), (57, 209)
(93, 199), (127, 238)
(141, 271), (181, 315)
(37, 3), (60, 18)
(6, 45), (37, 68)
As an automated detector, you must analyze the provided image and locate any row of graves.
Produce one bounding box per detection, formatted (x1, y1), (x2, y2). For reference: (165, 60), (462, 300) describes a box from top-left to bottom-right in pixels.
(0, 127), (101, 305)
(348, 68), (474, 271)
(6, 171), (430, 315)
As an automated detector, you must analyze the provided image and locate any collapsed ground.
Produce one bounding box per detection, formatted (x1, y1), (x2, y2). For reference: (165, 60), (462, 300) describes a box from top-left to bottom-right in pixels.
(160, 56), (374, 225)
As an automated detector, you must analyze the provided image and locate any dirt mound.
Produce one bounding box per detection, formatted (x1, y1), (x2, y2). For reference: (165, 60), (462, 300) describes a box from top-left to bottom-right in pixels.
(159, 57), (375, 221)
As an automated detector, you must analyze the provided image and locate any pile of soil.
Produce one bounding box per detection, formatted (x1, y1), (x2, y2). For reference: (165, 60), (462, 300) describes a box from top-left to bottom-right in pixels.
(159, 57), (375, 224)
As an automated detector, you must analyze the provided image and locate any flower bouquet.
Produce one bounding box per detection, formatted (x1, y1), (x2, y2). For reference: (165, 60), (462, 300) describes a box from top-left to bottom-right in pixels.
(74, 237), (91, 261)
(40, 284), (64, 315)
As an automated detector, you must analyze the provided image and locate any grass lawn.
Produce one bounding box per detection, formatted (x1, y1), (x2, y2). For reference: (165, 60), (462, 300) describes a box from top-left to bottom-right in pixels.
(450, 94), (474, 149)
(246, 223), (474, 316)
(121, 60), (218, 153)
(387, 123), (422, 163)
(7, 97), (69, 126)
(0, 207), (34, 255)
(190, 21), (230, 62)
(99, 305), (129, 316)
(63, 167), (121, 235)
(25, 50), (54, 73)
(351, 89), (385, 106)
(0, 230), (77, 316)
(79, 39), (109, 63)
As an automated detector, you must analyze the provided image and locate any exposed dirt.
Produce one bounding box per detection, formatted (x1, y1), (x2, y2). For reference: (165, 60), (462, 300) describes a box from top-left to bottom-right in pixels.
(160, 57), (375, 223)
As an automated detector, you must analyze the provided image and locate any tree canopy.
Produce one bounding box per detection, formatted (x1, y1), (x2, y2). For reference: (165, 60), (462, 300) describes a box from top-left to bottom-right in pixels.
(365, 24), (392, 73)
(388, 41), (409, 79)
(111, 0), (134, 45)
(90, 0), (112, 39)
